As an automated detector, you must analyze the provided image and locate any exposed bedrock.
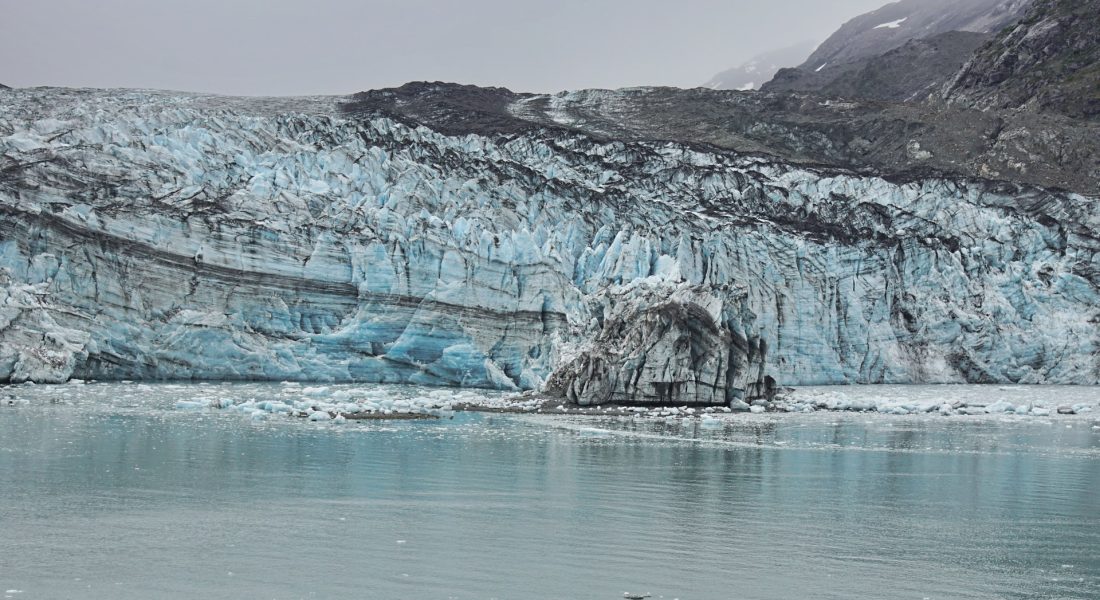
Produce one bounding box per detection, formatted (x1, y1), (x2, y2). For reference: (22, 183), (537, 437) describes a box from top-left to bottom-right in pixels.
(1, 88), (1098, 403)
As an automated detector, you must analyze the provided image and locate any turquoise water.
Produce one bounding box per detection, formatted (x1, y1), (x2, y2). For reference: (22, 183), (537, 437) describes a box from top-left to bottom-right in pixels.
(2, 383), (1099, 599)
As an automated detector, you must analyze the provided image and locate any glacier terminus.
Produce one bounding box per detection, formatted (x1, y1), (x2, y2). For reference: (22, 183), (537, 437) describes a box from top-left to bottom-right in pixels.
(1, 85), (1097, 405)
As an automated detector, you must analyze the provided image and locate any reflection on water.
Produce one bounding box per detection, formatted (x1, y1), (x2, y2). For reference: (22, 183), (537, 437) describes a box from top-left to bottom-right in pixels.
(1, 383), (1099, 599)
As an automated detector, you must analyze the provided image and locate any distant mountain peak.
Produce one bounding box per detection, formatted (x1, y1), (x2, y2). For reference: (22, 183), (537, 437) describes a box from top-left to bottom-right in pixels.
(702, 41), (818, 91)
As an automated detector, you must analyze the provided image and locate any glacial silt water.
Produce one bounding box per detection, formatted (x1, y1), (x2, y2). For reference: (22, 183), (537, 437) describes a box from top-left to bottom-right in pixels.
(2, 383), (1099, 599)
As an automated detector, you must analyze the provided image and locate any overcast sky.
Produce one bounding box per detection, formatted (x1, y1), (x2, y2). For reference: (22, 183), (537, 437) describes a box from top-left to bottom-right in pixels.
(1, 0), (888, 96)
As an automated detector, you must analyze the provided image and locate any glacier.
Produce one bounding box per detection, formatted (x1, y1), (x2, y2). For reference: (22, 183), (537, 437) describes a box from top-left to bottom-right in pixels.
(1, 86), (1098, 403)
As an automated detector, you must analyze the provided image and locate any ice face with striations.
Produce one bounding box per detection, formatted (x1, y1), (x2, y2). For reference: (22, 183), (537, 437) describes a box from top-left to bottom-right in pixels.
(0, 87), (1097, 403)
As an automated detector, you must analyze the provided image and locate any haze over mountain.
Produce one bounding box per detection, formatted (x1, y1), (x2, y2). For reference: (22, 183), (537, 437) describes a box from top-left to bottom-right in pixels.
(702, 41), (819, 91)
(0, 0), (888, 95)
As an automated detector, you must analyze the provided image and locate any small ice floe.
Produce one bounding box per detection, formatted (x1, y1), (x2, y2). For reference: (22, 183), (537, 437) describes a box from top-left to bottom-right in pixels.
(308, 410), (332, 422)
(749, 405), (766, 414)
(332, 414), (347, 424)
(700, 415), (722, 428)
(577, 427), (610, 438)
(174, 400), (206, 410)
(1030, 407), (1052, 417)
(984, 400), (1013, 414)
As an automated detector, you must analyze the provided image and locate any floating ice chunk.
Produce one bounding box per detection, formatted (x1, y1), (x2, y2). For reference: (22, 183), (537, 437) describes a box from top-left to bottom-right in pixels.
(984, 400), (1013, 414)
(578, 427), (610, 438)
(749, 405), (766, 414)
(302, 386), (330, 397)
(700, 415), (722, 428)
(308, 410), (332, 421)
(1030, 407), (1051, 417)
(332, 414), (347, 424)
(175, 400), (206, 410)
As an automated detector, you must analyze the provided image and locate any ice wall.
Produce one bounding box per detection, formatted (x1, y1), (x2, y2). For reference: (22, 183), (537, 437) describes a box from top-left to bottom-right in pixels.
(0, 88), (1097, 401)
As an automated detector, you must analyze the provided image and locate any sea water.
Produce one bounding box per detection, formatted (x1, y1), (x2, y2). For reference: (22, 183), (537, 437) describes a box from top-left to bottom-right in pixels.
(1, 383), (1099, 599)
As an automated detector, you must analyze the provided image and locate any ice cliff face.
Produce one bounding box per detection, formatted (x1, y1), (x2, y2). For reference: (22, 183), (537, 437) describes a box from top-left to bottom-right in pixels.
(1, 87), (1098, 401)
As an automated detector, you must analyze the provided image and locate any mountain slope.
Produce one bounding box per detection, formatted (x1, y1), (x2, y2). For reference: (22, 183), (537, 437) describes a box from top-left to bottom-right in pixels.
(770, 31), (991, 102)
(942, 0), (1100, 119)
(762, 0), (1030, 97)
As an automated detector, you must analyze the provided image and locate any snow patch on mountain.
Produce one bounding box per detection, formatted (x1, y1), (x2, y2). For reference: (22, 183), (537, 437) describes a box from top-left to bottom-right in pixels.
(874, 17), (908, 29)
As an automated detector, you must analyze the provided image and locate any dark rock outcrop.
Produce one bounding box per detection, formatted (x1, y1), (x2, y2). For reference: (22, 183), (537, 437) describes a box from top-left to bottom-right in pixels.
(942, 0), (1100, 120)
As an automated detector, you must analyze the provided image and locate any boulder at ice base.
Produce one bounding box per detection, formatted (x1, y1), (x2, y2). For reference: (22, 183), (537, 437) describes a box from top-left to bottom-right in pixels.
(0, 88), (1098, 402)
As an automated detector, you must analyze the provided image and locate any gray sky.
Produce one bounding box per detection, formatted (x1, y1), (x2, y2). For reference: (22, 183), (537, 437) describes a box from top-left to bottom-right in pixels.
(1, 0), (888, 96)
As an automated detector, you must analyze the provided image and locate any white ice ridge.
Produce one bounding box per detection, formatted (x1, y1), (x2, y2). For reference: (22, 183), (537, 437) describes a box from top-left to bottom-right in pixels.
(0, 88), (1098, 404)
